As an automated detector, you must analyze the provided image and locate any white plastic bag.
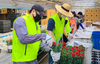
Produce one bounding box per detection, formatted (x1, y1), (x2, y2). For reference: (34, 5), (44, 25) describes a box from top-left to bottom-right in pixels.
(68, 33), (73, 41)
(50, 51), (61, 61)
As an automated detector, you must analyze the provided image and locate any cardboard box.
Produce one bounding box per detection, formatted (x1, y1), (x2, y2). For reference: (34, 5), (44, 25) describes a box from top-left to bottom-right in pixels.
(90, 9), (94, 14)
(41, 19), (48, 29)
(85, 14), (90, 18)
(96, 20), (100, 22)
(90, 18), (96, 22)
(98, 9), (100, 14)
(94, 14), (99, 21)
(94, 9), (99, 14)
(0, 9), (7, 14)
(90, 14), (94, 18)
(98, 14), (100, 20)
(85, 18), (90, 22)
(85, 9), (90, 14)
(41, 19), (48, 25)
(45, 10), (56, 19)
(86, 21), (91, 27)
(92, 23), (100, 28)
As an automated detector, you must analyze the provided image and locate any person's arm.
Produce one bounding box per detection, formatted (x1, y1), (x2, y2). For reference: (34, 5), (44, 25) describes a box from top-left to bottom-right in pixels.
(65, 19), (71, 34)
(76, 18), (86, 31)
(63, 27), (68, 37)
(64, 20), (68, 36)
(77, 18), (85, 29)
(14, 17), (46, 44)
(76, 18), (84, 29)
(47, 19), (55, 42)
(79, 23), (86, 31)
(79, 23), (84, 29)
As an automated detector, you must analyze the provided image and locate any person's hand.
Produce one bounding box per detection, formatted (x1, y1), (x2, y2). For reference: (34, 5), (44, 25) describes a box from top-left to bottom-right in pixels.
(40, 33), (46, 40)
(66, 34), (68, 38)
(41, 34), (52, 47)
(40, 42), (51, 52)
(68, 33), (73, 40)
(83, 29), (86, 32)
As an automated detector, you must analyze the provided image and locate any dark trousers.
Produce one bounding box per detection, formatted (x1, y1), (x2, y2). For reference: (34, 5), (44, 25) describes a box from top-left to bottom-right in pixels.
(63, 34), (68, 42)
(49, 52), (54, 64)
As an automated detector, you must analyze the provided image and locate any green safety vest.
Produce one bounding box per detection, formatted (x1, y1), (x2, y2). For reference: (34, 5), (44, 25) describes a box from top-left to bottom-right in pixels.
(12, 13), (41, 62)
(65, 17), (71, 34)
(47, 13), (65, 42)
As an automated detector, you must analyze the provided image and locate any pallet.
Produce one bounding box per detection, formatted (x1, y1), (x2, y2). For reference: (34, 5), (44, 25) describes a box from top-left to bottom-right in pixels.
(91, 51), (100, 64)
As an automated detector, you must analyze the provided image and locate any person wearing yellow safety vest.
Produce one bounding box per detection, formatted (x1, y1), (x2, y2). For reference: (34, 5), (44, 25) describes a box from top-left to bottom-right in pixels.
(47, 4), (73, 64)
(63, 17), (71, 42)
(12, 4), (51, 64)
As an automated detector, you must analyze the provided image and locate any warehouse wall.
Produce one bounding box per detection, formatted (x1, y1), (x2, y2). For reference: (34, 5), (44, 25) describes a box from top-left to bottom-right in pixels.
(71, 6), (100, 15)
(70, 2), (100, 15)
(15, 9), (28, 15)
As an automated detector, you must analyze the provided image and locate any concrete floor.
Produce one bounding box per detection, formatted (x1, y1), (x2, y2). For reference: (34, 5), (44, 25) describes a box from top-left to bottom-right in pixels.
(39, 54), (48, 64)
(0, 51), (49, 64)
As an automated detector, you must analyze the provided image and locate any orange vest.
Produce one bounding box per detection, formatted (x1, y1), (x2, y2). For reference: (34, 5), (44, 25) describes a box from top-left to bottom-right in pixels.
(70, 17), (77, 33)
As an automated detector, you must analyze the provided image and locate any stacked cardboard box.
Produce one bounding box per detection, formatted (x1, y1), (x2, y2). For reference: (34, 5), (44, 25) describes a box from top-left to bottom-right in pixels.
(0, 9), (15, 15)
(85, 9), (90, 21)
(0, 9), (15, 20)
(98, 9), (100, 20)
(44, 9), (56, 19)
(41, 9), (56, 29)
(41, 19), (48, 30)
(85, 8), (100, 22)
(86, 21), (91, 27)
(27, 9), (56, 30)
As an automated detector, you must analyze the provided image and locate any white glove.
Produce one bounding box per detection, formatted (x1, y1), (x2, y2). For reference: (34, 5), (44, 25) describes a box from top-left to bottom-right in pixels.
(50, 51), (61, 61)
(68, 33), (73, 41)
(46, 34), (52, 47)
(42, 34), (52, 47)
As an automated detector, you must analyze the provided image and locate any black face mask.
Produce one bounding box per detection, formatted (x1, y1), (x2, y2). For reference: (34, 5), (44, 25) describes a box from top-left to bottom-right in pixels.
(33, 12), (41, 22)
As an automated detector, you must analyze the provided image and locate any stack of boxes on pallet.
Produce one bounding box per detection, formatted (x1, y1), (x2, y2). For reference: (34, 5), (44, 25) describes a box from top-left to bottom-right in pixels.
(0, 9), (14, 33)
(0, 8), (22, 32)
(41, 10), (56, 30)
(85, 8), (100, 22)
(0, 8), (17, 33)
(0, 20), (11, 33)
(0, 9), (15, 20)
